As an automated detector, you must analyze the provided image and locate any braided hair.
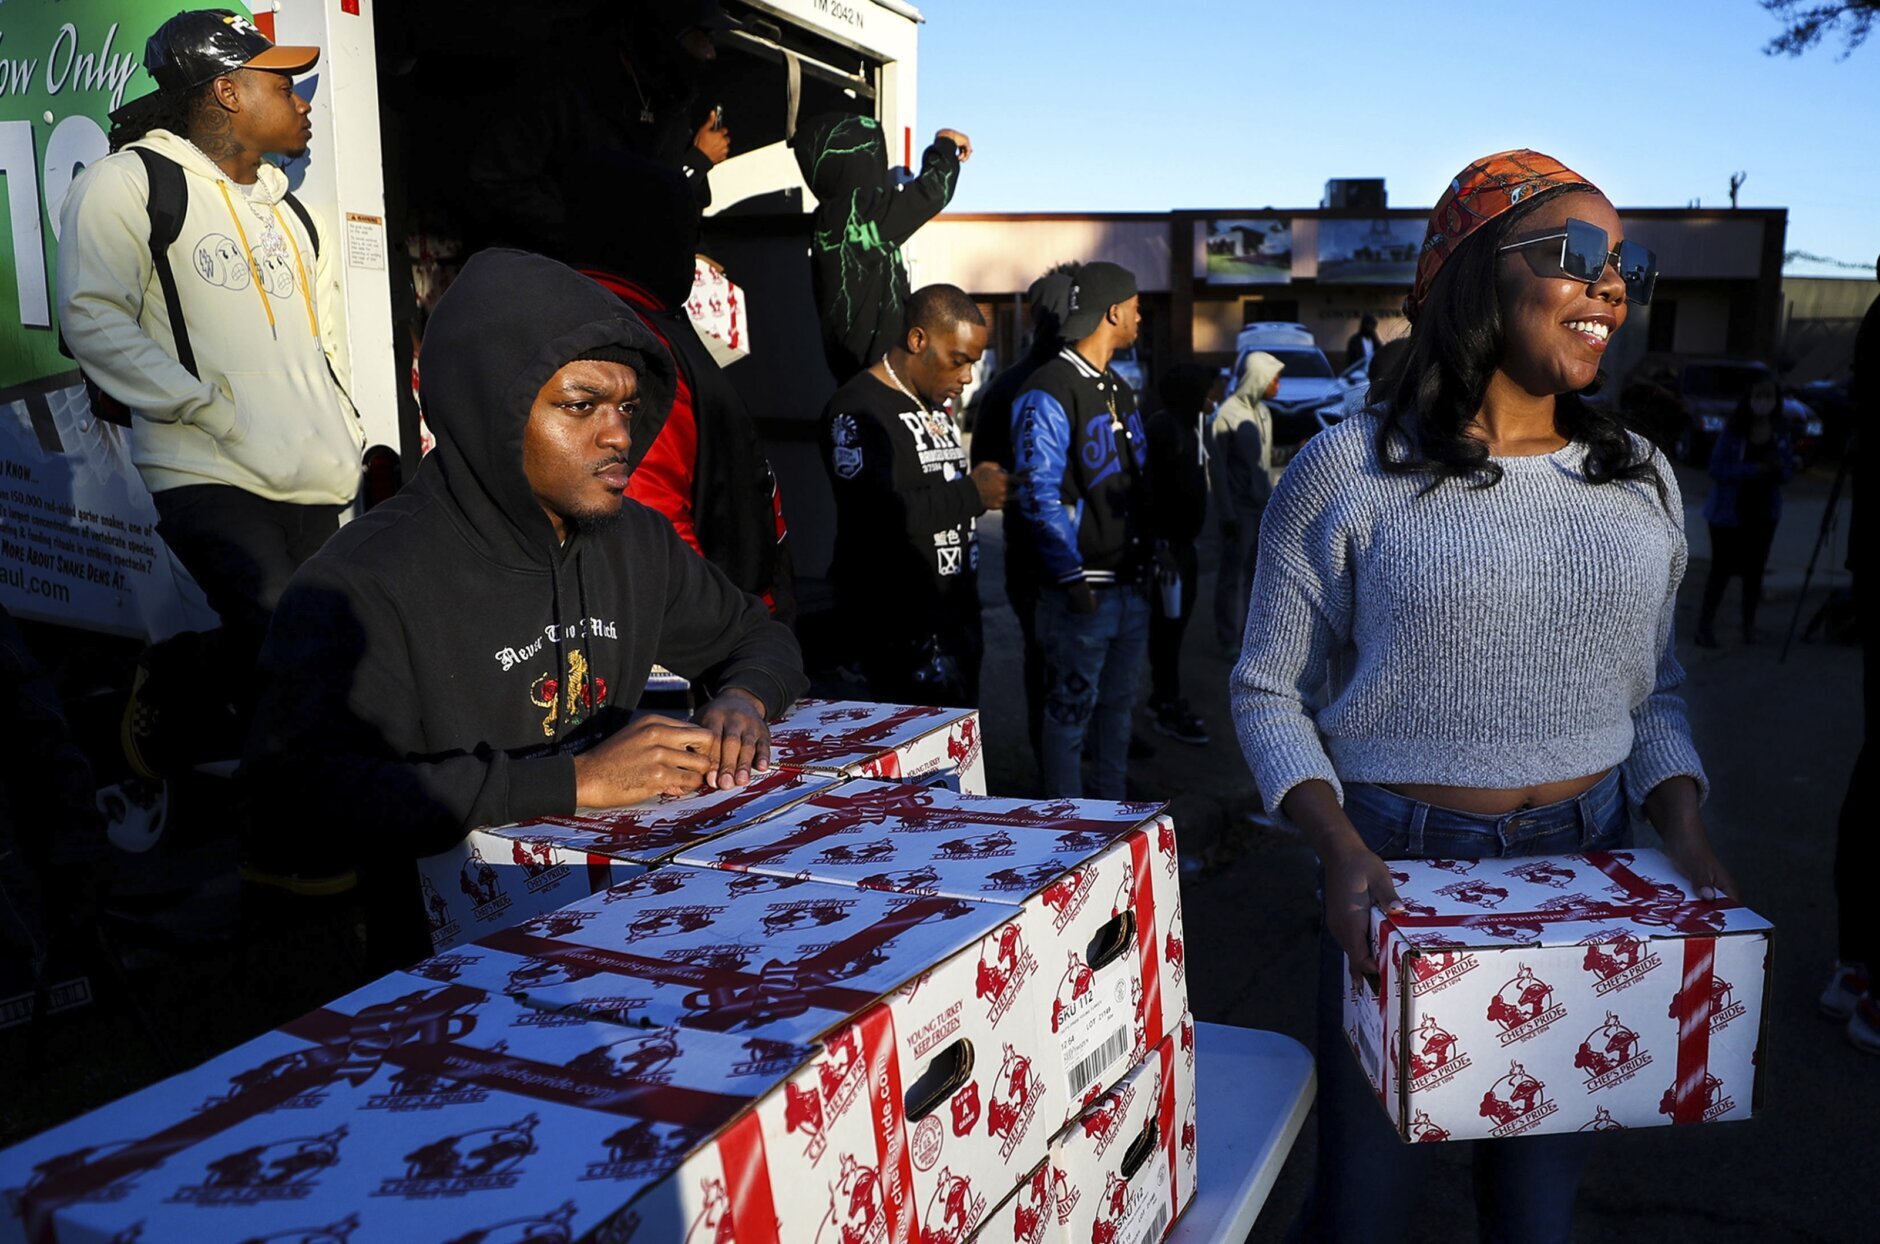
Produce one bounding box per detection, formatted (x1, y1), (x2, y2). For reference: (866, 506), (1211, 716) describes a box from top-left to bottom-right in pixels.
(107, 84), (213, 152)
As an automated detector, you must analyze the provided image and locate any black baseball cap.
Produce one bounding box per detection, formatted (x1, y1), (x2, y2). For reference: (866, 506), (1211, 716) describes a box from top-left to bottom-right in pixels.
(1061, 262), (1139, 340)
(143, 10), (319, 92)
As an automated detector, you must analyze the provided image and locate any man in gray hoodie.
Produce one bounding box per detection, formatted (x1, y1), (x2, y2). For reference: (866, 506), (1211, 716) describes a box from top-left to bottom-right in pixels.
(1210, 351), (1284, 655)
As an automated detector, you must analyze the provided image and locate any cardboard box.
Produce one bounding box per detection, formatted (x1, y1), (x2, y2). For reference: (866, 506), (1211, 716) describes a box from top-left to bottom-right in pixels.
(0, 971), (829, 1243)
(676, 781), (1190, 1125)
(413, 768), (839, 952)
(768, 699), (987, 793)
(409, 865), (1065, 1237)
(1050, 1018), (1198, 1244)
(1344, 848), (1771, 1143)
(974, 1158), (1055, 1243)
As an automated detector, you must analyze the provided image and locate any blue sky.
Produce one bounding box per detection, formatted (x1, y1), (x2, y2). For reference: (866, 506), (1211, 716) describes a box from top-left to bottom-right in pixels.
(918, 0), (1878, 275)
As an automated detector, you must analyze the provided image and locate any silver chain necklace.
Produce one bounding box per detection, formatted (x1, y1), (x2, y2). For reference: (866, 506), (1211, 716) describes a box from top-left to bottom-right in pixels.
(881, 356), (928, 417)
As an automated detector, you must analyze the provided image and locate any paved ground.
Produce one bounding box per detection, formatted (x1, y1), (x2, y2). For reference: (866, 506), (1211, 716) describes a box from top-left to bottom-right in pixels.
(3, 455), (1867, 1242)
(973, 457), (1871, 1243)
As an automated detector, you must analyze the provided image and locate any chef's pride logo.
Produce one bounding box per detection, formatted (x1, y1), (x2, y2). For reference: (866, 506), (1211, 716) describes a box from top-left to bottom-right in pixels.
(374, 1113), (540, 1199)
(457, 845), (511, 923)
(1668, 974), (1747, 1034)
(974, 923), (1038, 1028)
(1580, 930), (1663, 995)
(168, 1126), (349, 1205)
(1397, 1014), (1471, 1092)
(1397, 932), (1480, 996)
(1479, 1062), (1558, 1137)
(1485, 964), (1568, 1046)
(1575, 1012), (1653, 1093)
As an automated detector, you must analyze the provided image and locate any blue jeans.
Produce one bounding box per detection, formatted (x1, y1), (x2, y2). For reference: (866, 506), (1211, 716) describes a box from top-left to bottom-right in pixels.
(1303, 769), (1631, 1244)
(1035, 584), (1150, 799)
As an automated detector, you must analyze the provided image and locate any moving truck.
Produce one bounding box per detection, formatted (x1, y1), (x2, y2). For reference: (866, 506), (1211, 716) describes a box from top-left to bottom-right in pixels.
(1, 0), (927, 641)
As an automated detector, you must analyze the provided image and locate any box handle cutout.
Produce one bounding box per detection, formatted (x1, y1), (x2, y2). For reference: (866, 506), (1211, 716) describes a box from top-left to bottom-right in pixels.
(904, 1038), (975, 1123)
(1088, 910), (1137, 971)
(1120, 1117), (1161, 1180)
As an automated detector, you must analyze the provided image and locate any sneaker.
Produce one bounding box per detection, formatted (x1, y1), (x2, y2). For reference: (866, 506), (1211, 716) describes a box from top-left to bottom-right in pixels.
(1152, 700), (1211, 746)
(120, 659), (165, 779)
(1821, 961), (1872, 1020)
(1849, 995), (1880, 1055)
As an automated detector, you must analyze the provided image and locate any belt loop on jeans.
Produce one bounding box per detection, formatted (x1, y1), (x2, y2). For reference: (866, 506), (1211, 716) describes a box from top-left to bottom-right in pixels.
(1406, 799), (1428, 856)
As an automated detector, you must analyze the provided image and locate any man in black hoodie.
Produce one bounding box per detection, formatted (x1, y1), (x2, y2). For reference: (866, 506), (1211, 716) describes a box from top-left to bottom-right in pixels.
(244, 250), (806, 967)
(793, 112), (972, 382)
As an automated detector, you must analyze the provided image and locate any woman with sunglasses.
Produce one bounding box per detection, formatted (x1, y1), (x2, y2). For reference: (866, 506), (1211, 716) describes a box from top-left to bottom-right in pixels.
(1695, 377), (1795, 647)
(1230, 150), (1738, 1243)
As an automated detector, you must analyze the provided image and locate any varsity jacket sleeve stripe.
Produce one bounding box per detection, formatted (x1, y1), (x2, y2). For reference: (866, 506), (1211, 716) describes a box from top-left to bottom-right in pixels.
(56, 153), (218, 424)
(1013, 388), (1084, 585)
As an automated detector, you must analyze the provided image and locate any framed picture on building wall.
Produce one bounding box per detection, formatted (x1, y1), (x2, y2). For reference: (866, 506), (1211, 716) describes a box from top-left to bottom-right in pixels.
(1201, 219), (1293, 284)
(1317, 218), (1424, 283)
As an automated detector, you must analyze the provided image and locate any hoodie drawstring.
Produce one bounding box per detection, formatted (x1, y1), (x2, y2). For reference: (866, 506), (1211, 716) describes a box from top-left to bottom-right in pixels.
(272, 204), (320, 339)
(216, 182), (278, 341)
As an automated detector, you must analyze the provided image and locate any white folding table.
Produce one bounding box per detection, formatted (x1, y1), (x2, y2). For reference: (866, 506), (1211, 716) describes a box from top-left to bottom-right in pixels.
(1167, 1023), (1317, 1242)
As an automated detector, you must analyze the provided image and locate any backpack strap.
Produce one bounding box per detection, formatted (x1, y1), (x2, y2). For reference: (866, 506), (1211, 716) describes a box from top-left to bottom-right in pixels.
(282, 191), (320, 259)
(130, 146), (196, 379)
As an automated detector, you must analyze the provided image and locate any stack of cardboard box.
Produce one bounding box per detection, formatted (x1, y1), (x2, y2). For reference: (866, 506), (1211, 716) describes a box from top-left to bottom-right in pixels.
(0, 706), (1204, 1243)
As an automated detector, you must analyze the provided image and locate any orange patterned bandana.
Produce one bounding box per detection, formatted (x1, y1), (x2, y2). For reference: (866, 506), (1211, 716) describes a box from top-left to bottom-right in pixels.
(1407, 149), (1594, 320)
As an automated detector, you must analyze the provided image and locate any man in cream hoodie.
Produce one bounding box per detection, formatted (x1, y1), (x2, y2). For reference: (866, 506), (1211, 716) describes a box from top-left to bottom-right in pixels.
(1209, 350), (1283, 657)
(58, 11), (362, 771)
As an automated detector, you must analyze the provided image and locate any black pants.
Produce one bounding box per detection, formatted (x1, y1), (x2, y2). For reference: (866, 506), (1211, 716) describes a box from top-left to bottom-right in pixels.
(1007, 536), (1045, 761)
(1149, 541), (1199, 706)
(151, 484), (343, 740)
(1700, 518), (1777, 629)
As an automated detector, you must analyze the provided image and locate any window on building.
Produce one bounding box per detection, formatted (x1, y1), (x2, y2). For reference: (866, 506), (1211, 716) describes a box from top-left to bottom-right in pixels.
(1648, 299), (1678, 353)
(1242, 296), (1299, 325)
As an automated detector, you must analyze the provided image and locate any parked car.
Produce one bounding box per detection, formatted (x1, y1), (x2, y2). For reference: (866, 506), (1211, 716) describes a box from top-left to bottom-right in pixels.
(1619, 356), (1821, 465)
(1230, 323), (1343, 462)
(1110, 344), (1146, 394)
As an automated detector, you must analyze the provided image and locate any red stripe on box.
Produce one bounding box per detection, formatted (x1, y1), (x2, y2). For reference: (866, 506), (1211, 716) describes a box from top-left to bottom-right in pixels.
(857, 1005), (919, 1243)
(718, 1109), (782, 1243)
(1129, 832), (1164, 1053)
(587, 852), (614, 891)
(1157, 1036), (1179, 1198)
(1670, 937), (1717, 1125)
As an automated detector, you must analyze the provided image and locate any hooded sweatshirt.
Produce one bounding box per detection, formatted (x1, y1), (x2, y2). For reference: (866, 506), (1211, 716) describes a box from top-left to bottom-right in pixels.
(1210, 351), (1284, 516)
(56, 130), (363, 504)
(793, 113), (961, 381)
(243, 250), (805, 959)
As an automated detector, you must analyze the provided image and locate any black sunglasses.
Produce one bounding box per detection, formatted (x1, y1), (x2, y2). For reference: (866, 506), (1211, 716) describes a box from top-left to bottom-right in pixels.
(1498, 218), (1658, 306)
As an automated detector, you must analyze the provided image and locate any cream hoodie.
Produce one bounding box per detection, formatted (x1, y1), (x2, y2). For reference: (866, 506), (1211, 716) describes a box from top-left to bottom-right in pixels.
(56, 130), (363, 505)
(1209, 350), (1284, 516)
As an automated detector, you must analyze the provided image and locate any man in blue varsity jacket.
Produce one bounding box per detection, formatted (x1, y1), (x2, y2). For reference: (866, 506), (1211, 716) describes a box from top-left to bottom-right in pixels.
(1009, 262), (1152, 799)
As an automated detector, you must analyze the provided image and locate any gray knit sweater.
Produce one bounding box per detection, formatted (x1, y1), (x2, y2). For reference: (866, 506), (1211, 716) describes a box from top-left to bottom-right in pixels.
(1230, 412), (1707, 812)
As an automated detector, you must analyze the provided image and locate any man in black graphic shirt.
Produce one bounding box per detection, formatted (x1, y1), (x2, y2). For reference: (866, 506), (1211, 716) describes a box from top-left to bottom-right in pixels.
(820, 285), (1008, 706)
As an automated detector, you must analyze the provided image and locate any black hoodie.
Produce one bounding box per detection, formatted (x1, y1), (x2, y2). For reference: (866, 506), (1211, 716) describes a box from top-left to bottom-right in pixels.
(244, 250), (805, 959)
(793, 113), (961, 382)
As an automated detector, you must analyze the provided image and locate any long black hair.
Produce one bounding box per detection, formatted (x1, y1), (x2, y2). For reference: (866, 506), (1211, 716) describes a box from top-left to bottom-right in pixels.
(107, 84), (213, 152)
(1373, 183), (1667, 506)
(1724, 376), (1782, 441)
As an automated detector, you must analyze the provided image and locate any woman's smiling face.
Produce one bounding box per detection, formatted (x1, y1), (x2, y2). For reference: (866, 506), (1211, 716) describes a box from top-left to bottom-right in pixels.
(1495, 190), (1629, 397)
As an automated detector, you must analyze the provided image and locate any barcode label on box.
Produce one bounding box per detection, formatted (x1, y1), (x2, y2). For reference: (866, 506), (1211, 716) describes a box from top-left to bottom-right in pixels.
(1070, 1025), (1133, 1095)
(1138, 1202), (1170, 1244)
